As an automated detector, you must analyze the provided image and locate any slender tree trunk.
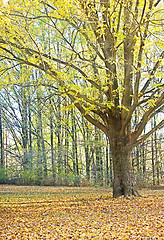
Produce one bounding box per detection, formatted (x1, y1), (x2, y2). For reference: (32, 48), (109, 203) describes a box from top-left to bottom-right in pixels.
(85, 143), (90, 181)
(109, 150), (113, 186)
(105, 136), (109, 185)
(92, 150), (96, 185)
(99, 143), (103, 186)
(57, 96), (62, 175)
(134, 110), (140, 179)
(95, 132), (100, 184)
(142, 130), (146, 183)
(36, 117), (42, 183)
(50, 99), (56, 181)
(39, 112), (47, 179)
(84, 124), (91, 181)
(71, 108), (79, 175)
(95, 127), (103, 184)
(71, 109), (76, 173)
(5, 128), (8, 168)
(74, 125), (78, 175)
(151, 119), (155, 185)
(154, 117), (159, 185)
(0, 107), (4, 169)
(64, 108), (69, 175)
(136, 146), (140, 173)
(50, 115), (55, 181)
(36, 83), (43, 183)
(159, 135), (162, 182)
(21, 87), (29, 170)
(64, 129), (68, 174)
(28, 91), (33, 170)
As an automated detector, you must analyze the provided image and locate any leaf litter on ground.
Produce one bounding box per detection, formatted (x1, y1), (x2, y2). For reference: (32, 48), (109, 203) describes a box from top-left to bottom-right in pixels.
(0, 185), (163, 239)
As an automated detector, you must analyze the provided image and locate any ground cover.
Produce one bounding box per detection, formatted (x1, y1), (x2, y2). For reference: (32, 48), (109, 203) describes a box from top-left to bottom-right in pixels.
(0, 185), (163, 239)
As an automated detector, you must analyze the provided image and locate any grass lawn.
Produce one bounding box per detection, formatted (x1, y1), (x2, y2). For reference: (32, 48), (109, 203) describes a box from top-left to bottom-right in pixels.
(0, 185), (163, 239)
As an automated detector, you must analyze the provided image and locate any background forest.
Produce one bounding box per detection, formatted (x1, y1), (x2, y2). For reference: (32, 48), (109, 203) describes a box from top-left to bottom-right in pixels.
(0, 74), (163, 187)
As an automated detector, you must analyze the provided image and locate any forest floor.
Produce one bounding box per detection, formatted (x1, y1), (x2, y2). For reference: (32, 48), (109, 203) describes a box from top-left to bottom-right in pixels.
(0, 185), (163, 239)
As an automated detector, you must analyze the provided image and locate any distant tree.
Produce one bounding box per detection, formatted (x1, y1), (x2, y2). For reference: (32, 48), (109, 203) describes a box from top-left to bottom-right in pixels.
(0, 107), (4, 169)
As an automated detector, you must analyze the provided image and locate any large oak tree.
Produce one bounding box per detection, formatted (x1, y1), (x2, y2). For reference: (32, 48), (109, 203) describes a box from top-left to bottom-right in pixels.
(0, 0), (163, 197)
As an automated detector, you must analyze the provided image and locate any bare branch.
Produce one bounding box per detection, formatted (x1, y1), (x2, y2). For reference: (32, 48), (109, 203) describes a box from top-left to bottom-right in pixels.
(128, 119), (164, 149)
(130, 92), (164, 144)
(0, 38), (101, 90)
(67, 93), (108, 135)
(140, 51), (164, 95)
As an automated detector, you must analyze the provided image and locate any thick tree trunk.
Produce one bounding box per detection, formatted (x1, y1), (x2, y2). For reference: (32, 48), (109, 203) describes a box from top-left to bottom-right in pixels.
(110, 137), (133, 198)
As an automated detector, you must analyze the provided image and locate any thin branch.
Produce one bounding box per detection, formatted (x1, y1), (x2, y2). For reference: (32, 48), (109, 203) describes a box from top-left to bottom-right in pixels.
(130, 92), (164, 143)
(0, 38), (101, 90)
(67, 93), (108, 135)
(140, 51), (164, 95)
(116, 0), (123, 33)
(154, 0), (162, 7)
(42, 0), (105, 61)
(128, 119), (164, 149)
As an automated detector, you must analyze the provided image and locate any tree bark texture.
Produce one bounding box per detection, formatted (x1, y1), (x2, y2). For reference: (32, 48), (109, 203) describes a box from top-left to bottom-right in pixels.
(109, 133), (133, 198)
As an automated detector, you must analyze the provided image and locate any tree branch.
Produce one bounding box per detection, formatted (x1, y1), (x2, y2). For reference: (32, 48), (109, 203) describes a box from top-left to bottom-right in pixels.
(128, 119), (164, 149)
(67, 93), (108, 135)
(0, 38), (101, 90)
(130, 92), (164, 144)
(140, 51), (164, 96)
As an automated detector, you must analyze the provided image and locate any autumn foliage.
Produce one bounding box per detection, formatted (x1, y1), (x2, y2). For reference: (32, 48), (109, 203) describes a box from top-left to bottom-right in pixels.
(0, 185), (163, 239)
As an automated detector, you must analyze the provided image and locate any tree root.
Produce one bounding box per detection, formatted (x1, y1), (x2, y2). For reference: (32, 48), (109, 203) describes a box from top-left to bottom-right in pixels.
(132, 188), (142, 197)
